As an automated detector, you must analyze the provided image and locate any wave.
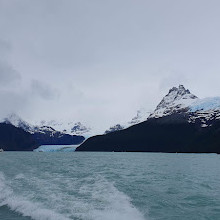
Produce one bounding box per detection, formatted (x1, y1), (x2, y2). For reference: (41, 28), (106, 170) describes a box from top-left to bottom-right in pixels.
(78, 175), (146, 220)
(0, 172), (70, 220)
(0, 172), (146, 220)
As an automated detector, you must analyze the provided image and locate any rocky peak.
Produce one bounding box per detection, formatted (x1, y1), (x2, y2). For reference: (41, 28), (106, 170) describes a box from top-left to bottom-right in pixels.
(105, 124), (125, 134)
(149, 85), (198, 118)
(157, 85), (197, 110)
(71, 122), (91, 136)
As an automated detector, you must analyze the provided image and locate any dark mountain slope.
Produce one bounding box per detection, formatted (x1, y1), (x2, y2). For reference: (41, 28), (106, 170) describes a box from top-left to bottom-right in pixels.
(0, 123), (38, 151)
(33, 128), (85, 145)
(76, 114), (220, 153)
(1, 114), (85, 146)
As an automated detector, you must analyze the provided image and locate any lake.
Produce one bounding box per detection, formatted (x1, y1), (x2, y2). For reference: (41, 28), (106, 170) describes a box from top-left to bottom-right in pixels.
(0, 152), (220, 220)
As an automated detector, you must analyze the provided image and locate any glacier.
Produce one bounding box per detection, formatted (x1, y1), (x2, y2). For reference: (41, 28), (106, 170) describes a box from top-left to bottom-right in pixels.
(34, 145), (79, 152)
(190, 97), (220, 112)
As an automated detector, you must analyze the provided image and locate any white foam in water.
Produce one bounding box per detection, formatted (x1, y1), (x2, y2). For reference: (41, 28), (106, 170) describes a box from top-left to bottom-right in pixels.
(79, 176), (146, 220)
(0, 171), (146, 220)
(14, 173), (25, 180)
(0, 172), (70, 220)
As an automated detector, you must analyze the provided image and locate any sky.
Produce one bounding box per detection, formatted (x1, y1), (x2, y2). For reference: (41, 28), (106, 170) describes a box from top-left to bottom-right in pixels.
(0, 0), (220, 131)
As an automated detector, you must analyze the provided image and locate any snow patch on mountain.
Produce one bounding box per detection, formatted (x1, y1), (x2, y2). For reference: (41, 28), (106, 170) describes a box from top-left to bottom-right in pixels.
(187, 97), (220, 127)
(39, 120), (91, 137)
(0, 114), (36, 134)
(104, 108), (150, 134)
(128, 108), (150, 126)
(105, 124), (125, 134)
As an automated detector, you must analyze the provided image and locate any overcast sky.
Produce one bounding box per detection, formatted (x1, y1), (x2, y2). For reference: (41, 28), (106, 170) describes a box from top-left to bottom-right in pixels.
(0, 0), (220, 130)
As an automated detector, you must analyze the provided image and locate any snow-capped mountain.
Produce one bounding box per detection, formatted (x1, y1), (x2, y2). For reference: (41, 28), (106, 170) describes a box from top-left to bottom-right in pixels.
(70, 122), (91, 136)
(2, 84), (220, 152)
(4, 85), (220, 139)
(188, 97), (220, 127)
(1, 114), (37, 134)
(68, 86), (220, 135)
(1, 107), (150, 138)
(149, 85), (220, 128)
(77, 85), (220, 153)
(149, 85), (198, 118)
(1, 114), (58, 135)
(39, 120), (91, 137)
(1, 114), (91, 137)
(105, 124), (125, 134)
(104, 108), (151, 134)
(104, 85), (220, 134)
(1, 114), (85, 146)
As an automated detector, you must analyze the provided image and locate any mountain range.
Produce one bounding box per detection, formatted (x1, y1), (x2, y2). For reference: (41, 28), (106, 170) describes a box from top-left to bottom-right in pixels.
(76, 85), (220, 153)
(0, 114), (85, 150)
(1, 85), (220, 152)
(0, 105), (149, 150)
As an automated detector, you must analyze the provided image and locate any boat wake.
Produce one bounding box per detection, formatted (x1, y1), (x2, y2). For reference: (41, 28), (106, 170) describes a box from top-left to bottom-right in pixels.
(0, 172), (145, 220)
(0, 172), (69, 220)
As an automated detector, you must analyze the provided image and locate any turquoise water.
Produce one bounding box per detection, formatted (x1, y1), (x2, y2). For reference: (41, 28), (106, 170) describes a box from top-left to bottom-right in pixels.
(0, 152), (220, 220)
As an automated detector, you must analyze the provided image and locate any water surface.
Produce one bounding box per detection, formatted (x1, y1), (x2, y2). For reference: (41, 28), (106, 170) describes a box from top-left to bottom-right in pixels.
(0, 152), (220, 220)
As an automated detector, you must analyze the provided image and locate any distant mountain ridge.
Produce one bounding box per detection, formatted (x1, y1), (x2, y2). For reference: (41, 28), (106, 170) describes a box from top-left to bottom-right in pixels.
(1, 114), (85, 150)
(2, 108), (151, 139)
(104, 108), (150, 134)
(39, 120), (91, 137)
(2, 114), (91, 137)
(76, 85), (220, 153)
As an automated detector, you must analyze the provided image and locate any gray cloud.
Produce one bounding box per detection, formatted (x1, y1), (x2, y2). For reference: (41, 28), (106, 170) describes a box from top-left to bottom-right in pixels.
(31, 80), (59, 100)
(0, 0), (220, 131)
(0, 60), (21, 86)
(0, 39), (21, 86)
(0, 89), (29, 119)
(159, 70), (188, 92)
(0, 39), (11, 57)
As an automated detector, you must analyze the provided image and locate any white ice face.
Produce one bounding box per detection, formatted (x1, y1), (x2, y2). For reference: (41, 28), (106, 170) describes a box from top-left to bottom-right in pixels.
(189, 97), (220, 112)
(34, 145), (78, 152)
